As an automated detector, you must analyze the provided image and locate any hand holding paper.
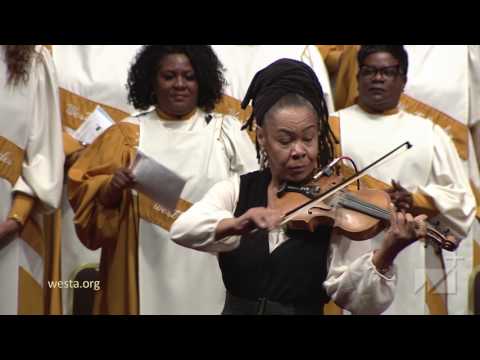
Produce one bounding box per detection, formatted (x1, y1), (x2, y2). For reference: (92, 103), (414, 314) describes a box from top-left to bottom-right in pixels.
(130, 150), (186, 212)
(100, 167), (136, 209)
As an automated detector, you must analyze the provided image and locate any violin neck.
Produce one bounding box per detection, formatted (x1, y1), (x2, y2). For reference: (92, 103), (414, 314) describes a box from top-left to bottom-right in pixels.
(339, 194), (391, 221)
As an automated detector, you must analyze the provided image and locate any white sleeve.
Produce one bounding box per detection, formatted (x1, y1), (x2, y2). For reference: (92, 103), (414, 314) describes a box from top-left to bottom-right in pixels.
(468, 45), (480, 127)
(417, 125), (476, 238)
(12, 46), (64, 212)
(323, 233), (397, 315)
(220, 115), (259, 176)
(171, 175), (242, 252)
(300, 45), (335, 113)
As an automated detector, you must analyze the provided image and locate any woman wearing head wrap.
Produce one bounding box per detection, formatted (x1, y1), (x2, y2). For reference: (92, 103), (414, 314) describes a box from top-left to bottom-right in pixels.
(171, 58), (430, 315)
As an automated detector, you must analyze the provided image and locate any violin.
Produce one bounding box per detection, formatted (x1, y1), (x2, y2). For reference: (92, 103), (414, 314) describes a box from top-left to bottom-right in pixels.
(272, 144), (458, 252)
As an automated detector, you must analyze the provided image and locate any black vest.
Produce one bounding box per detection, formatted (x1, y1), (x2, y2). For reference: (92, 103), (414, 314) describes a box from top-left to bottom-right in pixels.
(218, 169), (331, 306)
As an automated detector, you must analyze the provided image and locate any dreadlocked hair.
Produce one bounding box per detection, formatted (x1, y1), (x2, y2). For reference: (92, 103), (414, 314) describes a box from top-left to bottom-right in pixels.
(4, 45), (36, 86)
(241, 58), (337, 169)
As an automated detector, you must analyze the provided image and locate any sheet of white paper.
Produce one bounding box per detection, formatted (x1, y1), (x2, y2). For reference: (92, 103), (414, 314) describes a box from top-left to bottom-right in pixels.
(72, 106), (114, 144)
(131, 150), (187, 212)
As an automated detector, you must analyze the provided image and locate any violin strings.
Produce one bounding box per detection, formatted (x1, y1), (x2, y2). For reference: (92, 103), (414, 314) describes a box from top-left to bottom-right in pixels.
(341, 193), (437, 233)
(341, 193), (390, 220)
(340, 200), (388, 220)
(337, 194), (448, 250)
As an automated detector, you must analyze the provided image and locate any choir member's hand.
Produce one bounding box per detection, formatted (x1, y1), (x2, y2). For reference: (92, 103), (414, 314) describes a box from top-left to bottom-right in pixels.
(100, 168), (136, 208)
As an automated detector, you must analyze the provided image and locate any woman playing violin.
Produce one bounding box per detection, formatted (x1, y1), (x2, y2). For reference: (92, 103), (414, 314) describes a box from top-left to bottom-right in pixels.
(171, 58), (429, 315)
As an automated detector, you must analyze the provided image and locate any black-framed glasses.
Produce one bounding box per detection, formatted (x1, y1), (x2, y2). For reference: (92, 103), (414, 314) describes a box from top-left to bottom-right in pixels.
(359, 65), (403, 79)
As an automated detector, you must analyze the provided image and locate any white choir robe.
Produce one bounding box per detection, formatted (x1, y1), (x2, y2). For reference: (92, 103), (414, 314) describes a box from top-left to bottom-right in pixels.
(0, 45), (64, 314)
(52, 45), (142, 115)
(403, 45), (480, 314)
(336, 104), (476, 315)
(108, 109), (259, 314)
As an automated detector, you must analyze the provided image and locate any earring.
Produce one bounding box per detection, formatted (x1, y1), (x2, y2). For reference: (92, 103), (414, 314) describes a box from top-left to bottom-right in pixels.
(260, 148), (268, 170)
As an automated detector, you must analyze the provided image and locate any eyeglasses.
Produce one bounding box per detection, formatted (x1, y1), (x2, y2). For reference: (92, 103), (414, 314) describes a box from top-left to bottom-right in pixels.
(359, 65), (404, 79)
